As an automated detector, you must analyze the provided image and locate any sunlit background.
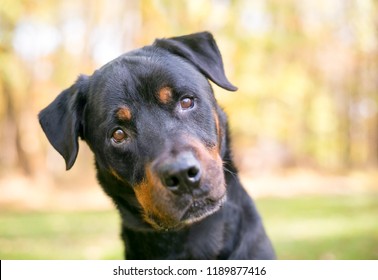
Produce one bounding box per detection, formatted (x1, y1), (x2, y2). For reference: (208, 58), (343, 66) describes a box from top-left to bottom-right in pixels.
(1, 0), (377, 259)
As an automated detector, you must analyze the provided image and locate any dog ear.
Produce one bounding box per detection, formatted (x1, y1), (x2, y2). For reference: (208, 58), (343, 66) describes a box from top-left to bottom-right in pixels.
(39, 75), (89, 170)
(154, 31), (237, 91)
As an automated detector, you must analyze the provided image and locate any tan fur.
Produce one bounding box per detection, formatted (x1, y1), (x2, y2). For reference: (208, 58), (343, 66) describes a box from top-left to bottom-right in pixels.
(157, 87), (173, 104)
(117, 106), (132, 121)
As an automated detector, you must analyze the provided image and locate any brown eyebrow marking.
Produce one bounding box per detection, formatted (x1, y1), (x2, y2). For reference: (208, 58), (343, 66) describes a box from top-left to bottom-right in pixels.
(157, 86), (173, 104)
(116, 106), (132, 121)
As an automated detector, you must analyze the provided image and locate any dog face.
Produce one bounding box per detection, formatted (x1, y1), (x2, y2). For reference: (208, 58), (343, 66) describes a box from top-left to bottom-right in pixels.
(39, 32), (237, 230)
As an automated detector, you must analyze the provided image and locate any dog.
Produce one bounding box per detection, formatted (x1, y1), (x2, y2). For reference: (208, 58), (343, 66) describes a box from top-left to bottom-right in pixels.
(39, 32), (275, 259)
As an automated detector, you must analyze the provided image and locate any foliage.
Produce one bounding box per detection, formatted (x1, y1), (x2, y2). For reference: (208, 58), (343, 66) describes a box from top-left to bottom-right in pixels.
(1, 0), (378, 176)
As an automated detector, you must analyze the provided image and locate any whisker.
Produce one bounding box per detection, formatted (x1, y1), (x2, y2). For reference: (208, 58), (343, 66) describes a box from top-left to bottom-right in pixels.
(222, 162), (238, 180)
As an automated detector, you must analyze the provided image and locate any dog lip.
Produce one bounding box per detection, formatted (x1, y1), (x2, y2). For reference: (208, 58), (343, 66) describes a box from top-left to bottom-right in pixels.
(180, 194), (227, 224)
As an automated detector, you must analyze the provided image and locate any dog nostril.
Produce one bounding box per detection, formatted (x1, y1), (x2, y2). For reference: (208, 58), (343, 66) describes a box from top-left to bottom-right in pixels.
(165, 175), (180, 187)
(158, 153), (201, 192)
(187, 166), (199, 178)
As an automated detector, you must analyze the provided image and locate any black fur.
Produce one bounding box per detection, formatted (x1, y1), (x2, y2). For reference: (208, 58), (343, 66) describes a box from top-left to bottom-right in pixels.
(39, 32), (275, 259)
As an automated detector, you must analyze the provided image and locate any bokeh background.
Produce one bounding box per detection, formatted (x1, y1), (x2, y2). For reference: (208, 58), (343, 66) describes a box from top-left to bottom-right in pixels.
(1, 0), (377, 259)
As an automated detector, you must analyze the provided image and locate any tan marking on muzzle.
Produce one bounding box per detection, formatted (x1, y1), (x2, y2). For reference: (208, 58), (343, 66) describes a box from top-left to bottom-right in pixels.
(134, 166), (178, 229)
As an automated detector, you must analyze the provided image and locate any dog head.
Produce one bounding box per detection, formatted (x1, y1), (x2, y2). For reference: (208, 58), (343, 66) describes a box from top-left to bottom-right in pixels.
(39, 32), (237, 230)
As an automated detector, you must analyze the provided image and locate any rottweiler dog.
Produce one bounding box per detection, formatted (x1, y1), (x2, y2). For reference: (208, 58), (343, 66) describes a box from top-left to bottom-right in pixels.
(39, 32), (275, 259)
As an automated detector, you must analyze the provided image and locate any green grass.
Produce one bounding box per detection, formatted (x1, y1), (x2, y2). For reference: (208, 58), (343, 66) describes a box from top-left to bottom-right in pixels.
(0, 193), (377, 259)
(0, 211), (123, 259)
(256, 193), (378, 259)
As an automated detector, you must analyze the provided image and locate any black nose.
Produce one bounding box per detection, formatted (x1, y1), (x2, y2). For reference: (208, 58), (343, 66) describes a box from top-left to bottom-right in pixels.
(157, 152), (201, 194)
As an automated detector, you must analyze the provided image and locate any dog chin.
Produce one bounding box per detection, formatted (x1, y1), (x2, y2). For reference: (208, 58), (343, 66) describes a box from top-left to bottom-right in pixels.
(148, 195), (227, 232)
(181, 195), (227, 224)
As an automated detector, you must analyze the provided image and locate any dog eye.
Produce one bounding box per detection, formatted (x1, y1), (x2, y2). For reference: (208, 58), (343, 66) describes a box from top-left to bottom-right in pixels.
(180, 97), (194, 110)
(112, 129), (127, 143)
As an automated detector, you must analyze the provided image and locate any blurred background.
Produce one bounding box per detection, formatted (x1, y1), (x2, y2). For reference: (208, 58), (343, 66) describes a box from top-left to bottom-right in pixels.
(1, 0), (377, 259)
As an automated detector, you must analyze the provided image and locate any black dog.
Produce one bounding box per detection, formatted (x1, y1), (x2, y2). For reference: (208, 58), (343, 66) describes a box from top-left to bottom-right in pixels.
(39, 32), (275, 259)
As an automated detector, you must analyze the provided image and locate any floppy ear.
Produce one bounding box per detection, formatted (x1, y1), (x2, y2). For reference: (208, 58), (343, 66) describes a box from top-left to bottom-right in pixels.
(39, 75), (89, 170)
(154, 31), (237, 91)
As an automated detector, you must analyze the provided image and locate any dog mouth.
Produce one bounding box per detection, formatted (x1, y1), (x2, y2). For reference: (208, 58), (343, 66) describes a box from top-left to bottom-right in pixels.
(142, 190), (227, 232)
(180, 194), (227, 225)
(144, 194), (227, 231)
